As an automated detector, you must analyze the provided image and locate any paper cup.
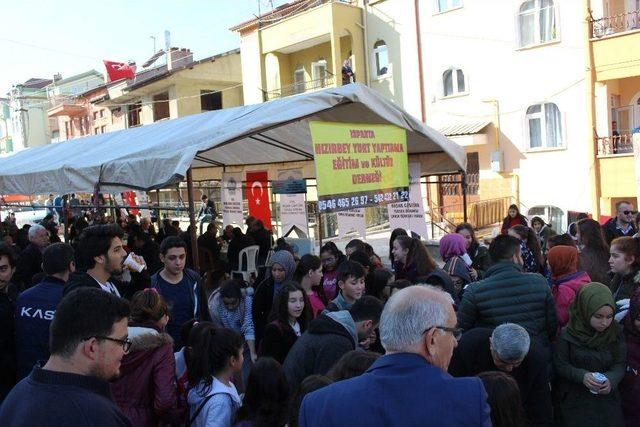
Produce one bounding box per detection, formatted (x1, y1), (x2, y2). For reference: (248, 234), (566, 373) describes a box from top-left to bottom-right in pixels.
(123, 252), (145, 273)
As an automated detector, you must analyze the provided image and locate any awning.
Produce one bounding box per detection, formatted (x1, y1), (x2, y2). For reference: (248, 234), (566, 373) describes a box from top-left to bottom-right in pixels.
(437, 121), (491, 147)
(0, 83), (466, 195)
(437, 121), (491, 137)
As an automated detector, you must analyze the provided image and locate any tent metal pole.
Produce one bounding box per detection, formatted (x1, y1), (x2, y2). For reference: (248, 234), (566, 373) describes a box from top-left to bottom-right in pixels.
(317, 210), (323, 251)
(156, 189), (161, 224)
(186, 168), (200, 272)
(462, 172), (468, 223)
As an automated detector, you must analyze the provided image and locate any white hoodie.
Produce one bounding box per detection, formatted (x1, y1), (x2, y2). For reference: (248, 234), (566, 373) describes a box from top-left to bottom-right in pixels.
(187, 377), (242, 427)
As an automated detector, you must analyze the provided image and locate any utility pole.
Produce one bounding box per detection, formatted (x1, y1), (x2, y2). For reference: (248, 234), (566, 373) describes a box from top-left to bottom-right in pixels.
(150, 36), (156, 54)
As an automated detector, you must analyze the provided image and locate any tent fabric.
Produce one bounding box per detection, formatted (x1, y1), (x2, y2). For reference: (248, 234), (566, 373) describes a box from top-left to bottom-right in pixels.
(0, 83), (466, 195)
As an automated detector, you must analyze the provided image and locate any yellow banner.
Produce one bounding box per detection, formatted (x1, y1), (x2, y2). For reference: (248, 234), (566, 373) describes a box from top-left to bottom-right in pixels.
(310, 121), (409, 212)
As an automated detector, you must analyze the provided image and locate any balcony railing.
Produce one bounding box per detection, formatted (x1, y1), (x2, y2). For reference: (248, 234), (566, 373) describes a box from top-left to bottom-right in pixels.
(265, 75), (335, 100)
(591, 9), (640, 38)
(597, 135), (635, 156)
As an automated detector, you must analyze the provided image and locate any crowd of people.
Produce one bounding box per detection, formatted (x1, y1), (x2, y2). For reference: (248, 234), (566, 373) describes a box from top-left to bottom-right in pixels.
(1, 199), (640, 426)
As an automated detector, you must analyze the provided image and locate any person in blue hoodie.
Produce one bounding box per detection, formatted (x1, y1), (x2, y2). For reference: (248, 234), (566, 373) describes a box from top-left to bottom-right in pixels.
(14, 242), (75, 379)
(187, 323), (244, 427)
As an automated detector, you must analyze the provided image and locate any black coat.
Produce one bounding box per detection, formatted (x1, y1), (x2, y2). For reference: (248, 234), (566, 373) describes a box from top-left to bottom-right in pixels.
(258, 319), (299, 364)
(252, 277), (275, 343)
(14, 244), (43, 289)
(248, 228), (272, 266)
(227, 234), (255, 271)
(603, 217), (637, 246)
(283, 313), (355, 390)
(448, 327), (552, 427)
(0, 284), (18, 395)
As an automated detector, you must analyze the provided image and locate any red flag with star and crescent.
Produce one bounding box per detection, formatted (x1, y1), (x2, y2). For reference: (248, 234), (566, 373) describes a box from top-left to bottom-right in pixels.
(246, 171), (272, 230)
(103, 60), (135, 82)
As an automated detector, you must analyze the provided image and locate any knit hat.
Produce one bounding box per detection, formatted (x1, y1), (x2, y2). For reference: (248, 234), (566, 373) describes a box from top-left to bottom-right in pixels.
(548, 245), (578, 280)
(270, 250), (296, 283)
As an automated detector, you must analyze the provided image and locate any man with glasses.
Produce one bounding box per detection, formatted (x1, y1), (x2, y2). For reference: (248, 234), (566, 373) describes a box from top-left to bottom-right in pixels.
(603, 201), (637, 245)
(449, 323), (552, 427)
(299, 285), (491, 427)
(0, 288), (132, 426)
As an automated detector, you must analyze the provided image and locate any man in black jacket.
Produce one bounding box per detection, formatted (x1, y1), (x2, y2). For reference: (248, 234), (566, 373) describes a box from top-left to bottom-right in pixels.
(0, 243), (18, 401)
(283, 296), (383, 390)
(248, 219), (272, 266)
(449, 323), (552, 427)
(13, 224), (50, 289)
(603, 200), (637, 245)
(64, 224), (140, 298)
(0, 288), (133, 426)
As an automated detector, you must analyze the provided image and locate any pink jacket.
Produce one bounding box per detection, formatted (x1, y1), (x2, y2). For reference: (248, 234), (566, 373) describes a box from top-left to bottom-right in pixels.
(551, 271), (591, 329)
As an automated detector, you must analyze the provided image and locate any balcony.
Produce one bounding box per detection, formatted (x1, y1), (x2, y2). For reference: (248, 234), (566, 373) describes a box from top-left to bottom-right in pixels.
(590, 9), (640, 81)
(591, 10), (640, 38)
(265, 75), (336, 100)
(47, 94), (85, 117)
(597, 135), (634, 156)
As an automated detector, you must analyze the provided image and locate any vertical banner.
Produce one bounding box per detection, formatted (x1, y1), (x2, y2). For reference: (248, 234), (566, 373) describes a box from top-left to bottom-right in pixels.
(123, 191), (139, 216)
(135, 191), (151, 219)
(388, 163), (429, 239)
(246, 171), (272, 230)
(113, 193), (128, 218)
(277, 168), (308, 237)
(309, 121), (409, 213)
(337, 208), (366, 239)
(221, 172), (244, 227)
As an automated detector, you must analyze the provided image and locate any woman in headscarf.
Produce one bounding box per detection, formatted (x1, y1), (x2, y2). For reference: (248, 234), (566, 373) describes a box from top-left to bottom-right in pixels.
(455, 223), (491, 279)
(439, 233), (477, 299)
(620, 289), (640, 426)
(252, 250), (296, 343)
(548, 245), (591, 329)
(553, 282), (626, 427)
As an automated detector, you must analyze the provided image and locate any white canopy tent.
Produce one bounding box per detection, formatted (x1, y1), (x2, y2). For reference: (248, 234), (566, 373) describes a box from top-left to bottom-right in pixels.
(0, 83), (466, 194)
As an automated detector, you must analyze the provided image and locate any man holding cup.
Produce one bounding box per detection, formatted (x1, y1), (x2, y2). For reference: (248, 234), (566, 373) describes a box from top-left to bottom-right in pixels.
(64, 225), (146, 297)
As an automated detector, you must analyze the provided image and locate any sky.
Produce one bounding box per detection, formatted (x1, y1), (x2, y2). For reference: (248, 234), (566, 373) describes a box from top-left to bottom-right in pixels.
(0, 0), (288, 95)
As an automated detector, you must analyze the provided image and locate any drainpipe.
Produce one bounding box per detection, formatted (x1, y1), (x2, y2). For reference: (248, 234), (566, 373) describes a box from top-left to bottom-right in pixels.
(584, 0), (601, 218)
(362, 0), (371, 86)
(414, 0), (426, 123)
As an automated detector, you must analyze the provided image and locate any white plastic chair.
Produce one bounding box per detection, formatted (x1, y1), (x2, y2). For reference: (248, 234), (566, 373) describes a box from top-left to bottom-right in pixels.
(232, 245), (260, 283)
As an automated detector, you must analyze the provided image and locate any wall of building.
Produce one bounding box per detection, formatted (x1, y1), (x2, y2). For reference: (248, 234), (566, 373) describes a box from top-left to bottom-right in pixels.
(239, 31), (264, 104)
(412, 0), (591, 222)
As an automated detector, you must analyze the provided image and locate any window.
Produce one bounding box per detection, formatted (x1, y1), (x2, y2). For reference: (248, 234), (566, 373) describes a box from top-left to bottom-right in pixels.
(373, 40), (389, 77)
(128, 101), (142, 127)
(101, 125), (107, 134)
(94, 127), (100, 135)
(436, 0), (462, 13)
(92, 111), (98, 120)
(466, 152), (479, 195)
(293, 68), (306, 94)
(518, 0), (557, 48)
(201, 90), (222, 111)
(99, 109), (104, 118)
(442, 68), (466, 97)
(528, 205), (564, 232)
(312, 60), (328, 87)
(526, 102), (563, 149)
(153, 92), (170, 121)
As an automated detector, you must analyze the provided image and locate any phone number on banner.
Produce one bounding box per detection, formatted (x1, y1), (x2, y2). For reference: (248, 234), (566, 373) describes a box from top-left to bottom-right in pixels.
(318, 190), (409, 212)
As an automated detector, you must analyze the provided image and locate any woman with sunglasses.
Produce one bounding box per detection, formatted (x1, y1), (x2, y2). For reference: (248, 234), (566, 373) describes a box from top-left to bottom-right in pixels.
(111, 289), (185, 427)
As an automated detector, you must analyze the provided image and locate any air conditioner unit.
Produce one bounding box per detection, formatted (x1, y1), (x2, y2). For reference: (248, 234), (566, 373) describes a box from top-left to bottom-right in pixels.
(490, 150), (504, 173)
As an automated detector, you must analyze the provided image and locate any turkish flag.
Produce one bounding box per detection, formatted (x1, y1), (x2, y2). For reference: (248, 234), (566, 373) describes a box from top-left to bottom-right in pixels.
(103, 60), (135, 82)
(123, 191), (139, 216)
(246, 171), (272, 230)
